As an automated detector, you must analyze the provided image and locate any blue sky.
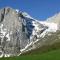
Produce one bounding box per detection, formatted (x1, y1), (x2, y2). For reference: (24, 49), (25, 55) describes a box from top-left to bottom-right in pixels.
(0, 0), (60, 20)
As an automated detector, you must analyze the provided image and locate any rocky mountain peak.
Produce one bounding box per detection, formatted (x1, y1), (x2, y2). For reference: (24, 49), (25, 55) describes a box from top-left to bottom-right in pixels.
(0, 7), (60, 57)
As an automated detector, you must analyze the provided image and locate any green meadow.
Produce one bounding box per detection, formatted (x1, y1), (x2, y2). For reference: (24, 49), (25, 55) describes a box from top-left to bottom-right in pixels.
(0, 42), (60, 60)
(0, 49), (60, 60)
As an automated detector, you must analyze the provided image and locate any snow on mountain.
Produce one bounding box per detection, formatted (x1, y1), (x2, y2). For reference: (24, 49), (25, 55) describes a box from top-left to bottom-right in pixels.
(40, 21), (58, 32)
(0, 7), (60, 57)
(46, 12), (60, 24)
(22, 12), (34, 19)
(22, 12), (58, 38)
(16, 9), (19, 13)
(19, 20), (58, 54)
(18, 11), (59, 54)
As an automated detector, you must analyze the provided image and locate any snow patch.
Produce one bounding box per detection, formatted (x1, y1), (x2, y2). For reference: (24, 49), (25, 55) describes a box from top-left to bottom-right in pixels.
(40, 21), (58, 32)
(16, 9), (19, 13)
(22, 12), (33, 19)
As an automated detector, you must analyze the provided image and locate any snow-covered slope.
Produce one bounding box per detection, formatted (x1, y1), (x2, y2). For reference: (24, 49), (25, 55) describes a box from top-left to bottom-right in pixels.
(46, 12), (60, 24)
(18, 11), (59, 54)
(21, 12), (58, 37)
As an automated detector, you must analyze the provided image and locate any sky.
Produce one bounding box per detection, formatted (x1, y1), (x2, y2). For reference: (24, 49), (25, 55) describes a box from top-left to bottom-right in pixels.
(0, 0), (60, 20)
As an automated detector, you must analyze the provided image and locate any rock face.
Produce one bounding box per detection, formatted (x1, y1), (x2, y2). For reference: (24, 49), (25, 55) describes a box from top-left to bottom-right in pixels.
(0, 7), (31, 57)
(0, 7), (60, 57)
(0, 7), (22, 56)
(0, 7), (45, 57)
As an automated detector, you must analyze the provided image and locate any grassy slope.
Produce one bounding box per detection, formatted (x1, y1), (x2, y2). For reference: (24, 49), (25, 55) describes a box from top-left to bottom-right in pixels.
(0, 49), (60, 60)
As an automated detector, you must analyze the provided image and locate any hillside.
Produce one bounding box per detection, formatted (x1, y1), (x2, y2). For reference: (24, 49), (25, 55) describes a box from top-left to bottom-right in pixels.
(0, 48), (60, 60)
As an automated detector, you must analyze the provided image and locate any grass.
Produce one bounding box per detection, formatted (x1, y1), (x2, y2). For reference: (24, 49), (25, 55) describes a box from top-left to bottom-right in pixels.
(0, 42), (60, 60)
(1, 40), (60, 60)
(0, 49), (60, 60)
(21, 42), (60, 55)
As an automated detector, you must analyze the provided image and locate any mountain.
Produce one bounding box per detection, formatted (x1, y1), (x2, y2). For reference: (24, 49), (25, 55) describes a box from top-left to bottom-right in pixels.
(46, 12), (60, 24)
(0, 7), (60, 57)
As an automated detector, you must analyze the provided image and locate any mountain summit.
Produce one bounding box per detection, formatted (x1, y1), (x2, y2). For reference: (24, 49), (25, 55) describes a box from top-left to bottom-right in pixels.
(46, 12), (60, 24)
(0, 7), (60, 57)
